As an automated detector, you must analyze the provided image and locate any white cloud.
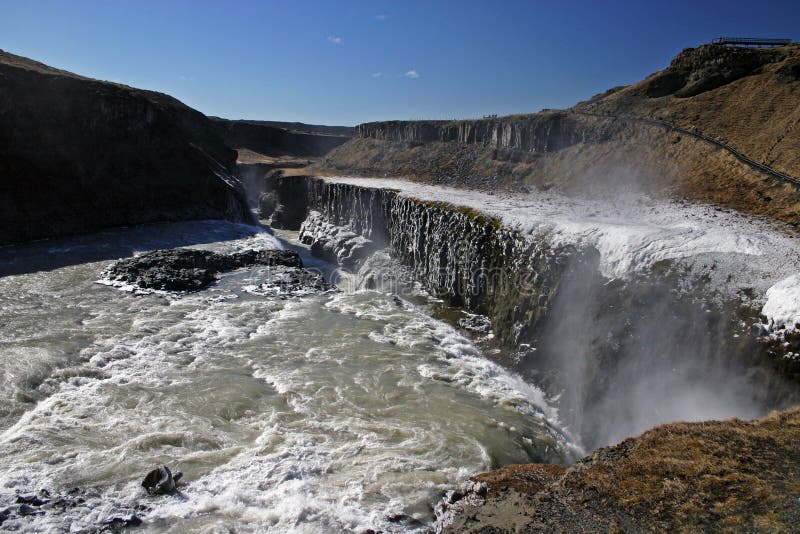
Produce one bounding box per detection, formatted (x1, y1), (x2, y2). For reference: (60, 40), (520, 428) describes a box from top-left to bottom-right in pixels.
(375, 13), (388, 20)
(371, 72), (383, 78)
(404, 69), (419, 79)
(327, 36), (342, 44)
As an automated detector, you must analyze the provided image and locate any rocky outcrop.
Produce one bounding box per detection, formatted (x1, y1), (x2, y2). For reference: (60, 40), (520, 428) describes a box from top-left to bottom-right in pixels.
(141, 466), (183, 496)
(212, 118), (351, 157)
(0, 50), (251, 245)
(437, 408), (800, 533)
(666, 44), (785, 98)
(102, 248), (303, 292)
(637, 44), (783, 99)
(262, 174), (311, 229)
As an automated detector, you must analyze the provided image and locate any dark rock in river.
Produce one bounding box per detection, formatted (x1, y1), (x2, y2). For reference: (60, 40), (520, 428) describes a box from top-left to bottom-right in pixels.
(259, 191), (278, 219)
(103, 514), (143, 532)
(141, 465), (182, 495)
(242, 265), (333, 298)
(104, 248), (303, 292)
(0, 50), (250, 245)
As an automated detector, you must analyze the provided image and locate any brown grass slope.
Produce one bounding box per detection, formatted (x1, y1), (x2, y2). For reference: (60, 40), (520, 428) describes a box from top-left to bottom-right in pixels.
(441, 408), (800, 533)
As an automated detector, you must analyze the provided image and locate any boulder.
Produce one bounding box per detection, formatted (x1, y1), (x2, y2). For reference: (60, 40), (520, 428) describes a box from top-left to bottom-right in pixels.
(259, 191), (278, 218)
(103, 248), (303, 292)
(141, 465), (182, 495)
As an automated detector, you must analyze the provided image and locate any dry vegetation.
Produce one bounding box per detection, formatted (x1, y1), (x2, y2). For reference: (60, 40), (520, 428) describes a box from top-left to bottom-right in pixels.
(443, 409), (800, 533)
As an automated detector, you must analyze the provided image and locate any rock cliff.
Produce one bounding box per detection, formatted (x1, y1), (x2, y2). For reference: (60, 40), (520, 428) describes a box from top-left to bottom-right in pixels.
(211, 118), (351, 158)
(357, 111), (613, 153)
(0, 50), (250, 245)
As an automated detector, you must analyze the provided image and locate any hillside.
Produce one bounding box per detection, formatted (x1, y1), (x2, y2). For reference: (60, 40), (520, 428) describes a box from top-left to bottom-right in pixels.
(0, 50), (249, 245)
(439, 408), (800, 532)
(317, 44), (800, 228)
(212, 118), (353, 137)
(210, 118), (352, 158)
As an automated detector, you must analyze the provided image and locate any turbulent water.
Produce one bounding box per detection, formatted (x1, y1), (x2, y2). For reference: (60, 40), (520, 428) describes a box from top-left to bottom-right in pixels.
(0, 221), (576, 533)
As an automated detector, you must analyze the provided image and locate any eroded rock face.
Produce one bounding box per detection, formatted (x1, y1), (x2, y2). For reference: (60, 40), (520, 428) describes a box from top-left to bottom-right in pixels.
(263, 174), (311, 229)
(0, 50), (250, 245)
(103, 248), (303, 292)
(259, 191), (278, 219)
(357, 111), (611, 154)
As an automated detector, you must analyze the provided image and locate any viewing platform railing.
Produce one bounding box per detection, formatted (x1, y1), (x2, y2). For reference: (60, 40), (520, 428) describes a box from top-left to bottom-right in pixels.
(711, 37), (792, 47)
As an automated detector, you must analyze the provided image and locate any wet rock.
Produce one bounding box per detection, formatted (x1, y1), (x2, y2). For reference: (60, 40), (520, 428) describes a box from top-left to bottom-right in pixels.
(102, 514), (142, 532)
(458, 314), (493, 335)
(141, 466), (183, 495)
(103, 248), (303, 292)
(0, 507), (13, 526)
(16, 493), (49, 506)
(264, 174), (311, 230)
(242, 266), (333, 298)
(17, 503), (43, 516)
(259, 191), (278, 218)
(300, 211), (378, 270)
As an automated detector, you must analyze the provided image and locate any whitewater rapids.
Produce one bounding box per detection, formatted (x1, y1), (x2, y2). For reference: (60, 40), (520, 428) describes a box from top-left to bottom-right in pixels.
(0, 221), (574, 533)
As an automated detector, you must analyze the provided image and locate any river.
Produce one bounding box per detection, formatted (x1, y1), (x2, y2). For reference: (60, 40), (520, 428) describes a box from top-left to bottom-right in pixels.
(0, 220), (576, 533)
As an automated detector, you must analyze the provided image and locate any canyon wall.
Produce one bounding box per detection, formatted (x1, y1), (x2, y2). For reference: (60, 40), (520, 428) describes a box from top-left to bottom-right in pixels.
(357, 111), (614, 154)
(0, 50), (250, 245)
(213, 118), (351, 158)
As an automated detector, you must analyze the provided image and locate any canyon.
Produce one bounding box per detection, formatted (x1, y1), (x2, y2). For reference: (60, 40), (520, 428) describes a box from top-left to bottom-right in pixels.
(1, 42), (799, 532)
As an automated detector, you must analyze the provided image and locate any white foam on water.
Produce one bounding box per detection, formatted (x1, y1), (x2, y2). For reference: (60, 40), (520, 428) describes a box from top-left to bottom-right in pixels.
(0, 226), (575, 532)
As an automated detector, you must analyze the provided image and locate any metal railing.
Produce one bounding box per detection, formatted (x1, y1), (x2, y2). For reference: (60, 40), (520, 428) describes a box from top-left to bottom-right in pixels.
(711, 37), (792, 47)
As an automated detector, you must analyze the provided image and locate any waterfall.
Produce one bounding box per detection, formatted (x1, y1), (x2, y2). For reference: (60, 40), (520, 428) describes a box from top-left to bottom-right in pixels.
(279, 176), (800, 448)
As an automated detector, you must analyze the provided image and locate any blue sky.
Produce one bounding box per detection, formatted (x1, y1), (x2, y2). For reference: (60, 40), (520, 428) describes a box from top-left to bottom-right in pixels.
(3, 1), (799, 125)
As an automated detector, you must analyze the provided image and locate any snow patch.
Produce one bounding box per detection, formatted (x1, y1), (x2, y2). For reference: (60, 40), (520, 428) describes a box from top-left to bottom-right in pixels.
(762, 273), (800, 331)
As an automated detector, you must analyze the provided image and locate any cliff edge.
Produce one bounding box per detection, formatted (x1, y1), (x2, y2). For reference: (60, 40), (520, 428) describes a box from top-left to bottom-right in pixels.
(0, 50), (250, 245)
